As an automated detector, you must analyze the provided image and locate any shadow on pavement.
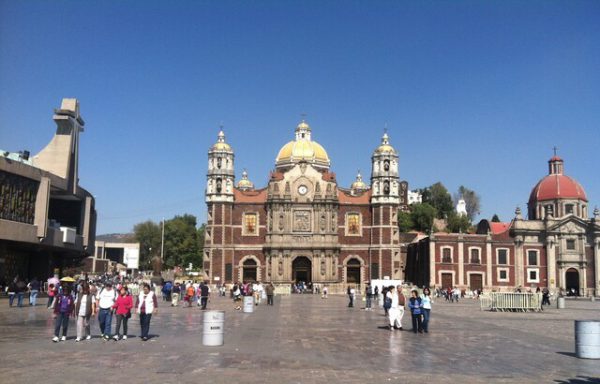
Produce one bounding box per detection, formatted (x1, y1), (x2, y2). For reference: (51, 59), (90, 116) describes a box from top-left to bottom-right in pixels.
(554, 376), (600, 384)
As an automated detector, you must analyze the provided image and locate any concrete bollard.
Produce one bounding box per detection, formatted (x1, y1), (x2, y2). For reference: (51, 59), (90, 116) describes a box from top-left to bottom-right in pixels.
(557, 297), (565, 309)
(243, 296), (254, 313)
(575, 320), (600, 359)
(202, 310), (225, 346)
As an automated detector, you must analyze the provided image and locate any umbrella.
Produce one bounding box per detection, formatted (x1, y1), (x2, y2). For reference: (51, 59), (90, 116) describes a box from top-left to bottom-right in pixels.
(60, 277), (76, 282)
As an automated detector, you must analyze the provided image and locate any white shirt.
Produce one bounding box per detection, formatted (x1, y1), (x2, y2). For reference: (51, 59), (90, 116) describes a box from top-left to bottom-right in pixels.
(97, 288), (117, 309)
(78, 295), (88, 316)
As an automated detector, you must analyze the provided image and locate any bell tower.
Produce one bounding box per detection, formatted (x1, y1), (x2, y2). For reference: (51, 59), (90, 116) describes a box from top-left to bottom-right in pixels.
(370, 131), (400, 205)
(206, 129), (235, 203)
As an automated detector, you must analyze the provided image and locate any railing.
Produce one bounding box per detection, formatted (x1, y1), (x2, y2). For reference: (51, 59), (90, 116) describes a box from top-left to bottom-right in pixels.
(480, 292), (543, 312)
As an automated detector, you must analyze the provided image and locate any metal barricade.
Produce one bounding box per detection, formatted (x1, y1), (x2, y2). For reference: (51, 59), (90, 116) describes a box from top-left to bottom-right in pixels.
(482, 292), (542, 312)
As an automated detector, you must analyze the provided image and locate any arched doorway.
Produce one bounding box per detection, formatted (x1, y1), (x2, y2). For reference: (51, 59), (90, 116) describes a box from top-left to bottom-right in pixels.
(565, 268), (580, 296)
(292, 257), (311, 283)
(346, 258), (361, 284)
(242, 259), (258, 282)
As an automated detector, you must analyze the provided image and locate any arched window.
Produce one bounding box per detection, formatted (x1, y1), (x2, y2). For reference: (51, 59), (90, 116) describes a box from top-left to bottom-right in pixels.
(384, 160), (390, 171)
(216, 178), (222, 193)
(383, 180), (390, 195)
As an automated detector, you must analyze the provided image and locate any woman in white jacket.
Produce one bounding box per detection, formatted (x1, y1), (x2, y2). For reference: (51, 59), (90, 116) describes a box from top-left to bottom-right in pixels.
(136, 283), (158, 341)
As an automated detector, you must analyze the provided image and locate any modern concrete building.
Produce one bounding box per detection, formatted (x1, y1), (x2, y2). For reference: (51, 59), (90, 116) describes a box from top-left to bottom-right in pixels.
(203, 121), (411, 286)
(0, 98), (96, 282)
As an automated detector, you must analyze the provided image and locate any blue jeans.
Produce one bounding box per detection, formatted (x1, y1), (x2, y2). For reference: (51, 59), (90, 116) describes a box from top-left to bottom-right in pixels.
(54, 312), (70, 337)
(17, 292), (24, 307)
(422, 308), (431, 332)
(30, 290), (38, 306)
(98, 308), (113, 336)
(366, 296), (372, 309)
(139, 313), (152, 339)
(8, 293), (15, 306)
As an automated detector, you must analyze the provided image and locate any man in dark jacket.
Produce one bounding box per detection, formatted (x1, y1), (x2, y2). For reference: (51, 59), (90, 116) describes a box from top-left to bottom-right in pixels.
(199, 282), (210, 310)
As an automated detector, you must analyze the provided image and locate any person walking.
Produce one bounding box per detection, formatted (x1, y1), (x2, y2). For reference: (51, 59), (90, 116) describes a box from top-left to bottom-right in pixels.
(52, 286), (75, 342)
(171, 283), (181, 306)
(15, 277), (26, 307)
(365, 282), (373, 311)
(184, 284), (195, 308)
(113, 286), (133, 340)
(47, 283), (58, 308)
(199, 282), (210, 310)
(386, 286), (400, 330)
(408, 290), (424, 334)
(265, 282), (275, 306)
(28, 278), (40, 306)
(8, 280), (16, 307)
(421, 287), (433, 333)
(96, 282), (117, 340)
(136, 283), (158, 341)
(347, 286), (355, 307)
(74, 283), (96, 342)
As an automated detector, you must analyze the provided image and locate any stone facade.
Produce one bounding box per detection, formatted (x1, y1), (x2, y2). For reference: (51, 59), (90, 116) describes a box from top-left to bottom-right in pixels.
(406, 156), (600, 296)
(204, 121), (409, 285)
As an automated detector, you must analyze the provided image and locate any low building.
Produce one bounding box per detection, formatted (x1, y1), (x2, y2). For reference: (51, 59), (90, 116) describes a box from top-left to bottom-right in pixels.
(90, 240), (140, 275)
(406, 155), (600, 296)
(0, 99), (96, 282)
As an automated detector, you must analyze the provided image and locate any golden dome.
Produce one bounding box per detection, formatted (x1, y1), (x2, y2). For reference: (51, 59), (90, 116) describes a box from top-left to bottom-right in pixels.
(275, 120), (330, 170)
(351, 171), (368, 191)
(236, 169), (254, 190)
(374, 132), (396, 154)
(211, 130), (232, 152)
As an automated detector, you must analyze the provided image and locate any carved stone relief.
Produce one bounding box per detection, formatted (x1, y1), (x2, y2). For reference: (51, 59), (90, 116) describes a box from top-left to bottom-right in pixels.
(293, 210), (311, 232)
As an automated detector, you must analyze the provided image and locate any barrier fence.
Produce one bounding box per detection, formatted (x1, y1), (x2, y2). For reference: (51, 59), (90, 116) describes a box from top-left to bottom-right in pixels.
(479, 292), (543, 312)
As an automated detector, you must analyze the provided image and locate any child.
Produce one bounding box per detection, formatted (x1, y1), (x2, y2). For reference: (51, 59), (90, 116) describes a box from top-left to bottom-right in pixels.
(408, 290), (423, 334)
(53, 286), (74, 341)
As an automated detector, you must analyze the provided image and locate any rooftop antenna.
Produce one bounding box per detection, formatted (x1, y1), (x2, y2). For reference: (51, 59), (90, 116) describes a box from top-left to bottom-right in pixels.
(553, 146), (558, 157)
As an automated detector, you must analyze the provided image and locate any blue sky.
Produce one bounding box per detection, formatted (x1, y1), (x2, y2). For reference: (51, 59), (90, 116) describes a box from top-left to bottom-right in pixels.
(1, 1), (599, 234)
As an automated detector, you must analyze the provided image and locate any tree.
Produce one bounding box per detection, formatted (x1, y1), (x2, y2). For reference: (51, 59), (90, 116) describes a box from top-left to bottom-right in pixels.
(454, 185), (481, 221)
(398, 210), (413, 232)
(447, 212), (472, 233)
(133, 220), (162, 269)
(491, 214), (501, 222)
(409, 203), (437, 232)
(421, 182), (454, 219)
(163, 214), (202, 269)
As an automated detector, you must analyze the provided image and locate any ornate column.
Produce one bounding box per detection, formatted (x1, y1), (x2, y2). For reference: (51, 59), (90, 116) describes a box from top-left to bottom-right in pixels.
(458, 234), (465, 286)
(547, 236), (557, 289)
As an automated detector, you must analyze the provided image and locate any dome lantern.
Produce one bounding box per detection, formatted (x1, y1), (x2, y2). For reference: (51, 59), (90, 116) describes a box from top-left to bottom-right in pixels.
(275, 120), (330, 171)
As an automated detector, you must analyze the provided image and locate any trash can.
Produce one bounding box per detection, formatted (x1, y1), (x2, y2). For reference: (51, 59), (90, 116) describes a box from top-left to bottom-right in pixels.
(202, 310), (225, 346)
(243, 296), (254, 313)
(575, 320), (600, 359)
(557, 297), (565, 309)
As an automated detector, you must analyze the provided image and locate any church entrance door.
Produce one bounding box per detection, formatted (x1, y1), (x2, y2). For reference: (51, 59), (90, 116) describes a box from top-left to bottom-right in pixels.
(565, 268), (580, 296)
(242, 259), (258, 283)
(292, 257), (312, 283)
(346, 258), (361, 284)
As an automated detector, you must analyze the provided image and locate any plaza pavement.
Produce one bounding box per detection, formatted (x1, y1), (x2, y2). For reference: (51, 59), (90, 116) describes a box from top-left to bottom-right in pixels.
(0, 293), (599, 384)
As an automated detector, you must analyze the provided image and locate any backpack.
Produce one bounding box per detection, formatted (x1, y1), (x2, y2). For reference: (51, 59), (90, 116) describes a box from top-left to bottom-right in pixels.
(383, 296), (392, 310)
(59, 295), (71, 313)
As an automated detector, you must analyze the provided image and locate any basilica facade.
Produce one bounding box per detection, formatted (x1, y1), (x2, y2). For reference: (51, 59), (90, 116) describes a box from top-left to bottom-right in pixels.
(203, 121), (409, 285)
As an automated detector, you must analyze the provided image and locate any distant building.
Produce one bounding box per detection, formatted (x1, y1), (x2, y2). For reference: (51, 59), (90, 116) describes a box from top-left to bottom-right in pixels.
(407, 190), (422, 205)
(406, 155), (600, 296)
(90, 240), (140, 275)
(0, 99), (97, 282)
(203, 121), (411, 285)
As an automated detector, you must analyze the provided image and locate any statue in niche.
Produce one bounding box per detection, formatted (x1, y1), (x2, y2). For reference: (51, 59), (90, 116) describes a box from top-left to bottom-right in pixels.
(217, 158), (222, 169)
(331, 257), (337, 275)
(320, 258), (326, 276)
(268, 210), (273, 231)
(278, 213), (284, 231)
(278, 258), (283, 276)
(320, 214), (326, 231)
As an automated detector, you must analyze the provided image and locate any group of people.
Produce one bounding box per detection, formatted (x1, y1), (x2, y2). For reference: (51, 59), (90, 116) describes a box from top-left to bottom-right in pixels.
(231, 282), (275, 309)
(162, 281), (211, 309)
(51, 280), (158, 343)
(380, 285), (433, 334)
(4, 276), (42, 307)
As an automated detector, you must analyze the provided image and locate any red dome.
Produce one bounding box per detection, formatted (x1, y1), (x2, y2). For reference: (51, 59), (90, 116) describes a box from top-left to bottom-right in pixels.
(529, 174), (587, 203)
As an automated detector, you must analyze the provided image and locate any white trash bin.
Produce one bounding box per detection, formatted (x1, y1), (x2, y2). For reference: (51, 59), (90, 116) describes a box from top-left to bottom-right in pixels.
(243, 296), (254, 313)
(575, 320), (600, 359)
(202, 310), (225, 346)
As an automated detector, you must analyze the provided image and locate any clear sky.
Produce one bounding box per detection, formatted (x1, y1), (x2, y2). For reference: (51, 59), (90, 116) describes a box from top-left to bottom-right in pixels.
(1, 1), (599, 234)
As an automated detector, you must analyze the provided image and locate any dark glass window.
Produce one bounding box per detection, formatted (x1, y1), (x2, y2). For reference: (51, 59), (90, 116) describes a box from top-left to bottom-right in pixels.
(566, 240), (576, 250)
(528, 250), (538, 266)
(497, 249), (508, 265)
(225, 263), (232, 281)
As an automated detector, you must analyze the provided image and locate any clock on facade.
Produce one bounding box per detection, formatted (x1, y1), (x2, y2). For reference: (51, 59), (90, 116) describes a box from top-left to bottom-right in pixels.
(298, 185), (308, 195)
